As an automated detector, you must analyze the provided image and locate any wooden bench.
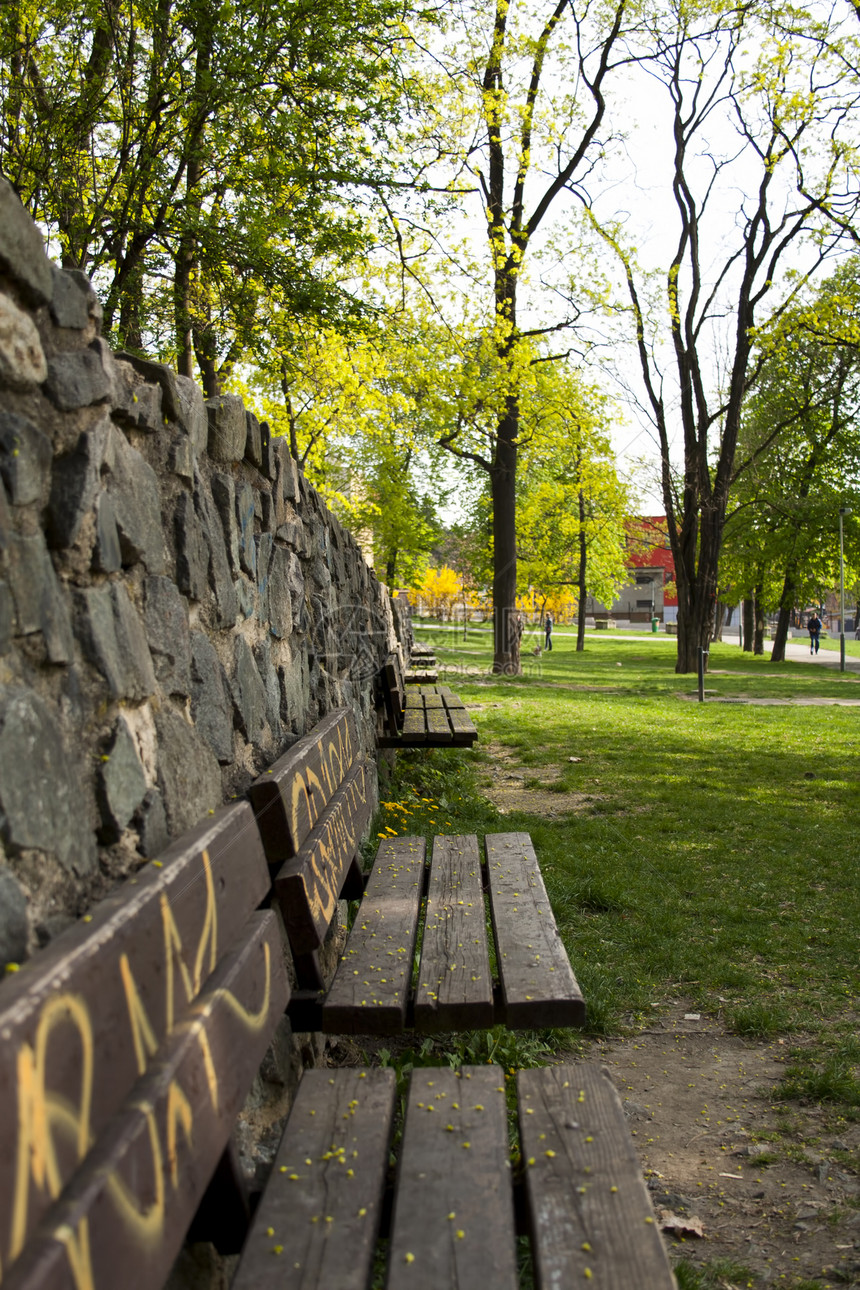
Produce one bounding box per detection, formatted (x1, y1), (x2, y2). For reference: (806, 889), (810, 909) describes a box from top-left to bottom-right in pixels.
(0, 708), (676, 1289)
(248, 708), (584, 1034)
(0, 801), (289, 1290)
(377, 653), (477, 747)
(231, 1062), (677, 1289)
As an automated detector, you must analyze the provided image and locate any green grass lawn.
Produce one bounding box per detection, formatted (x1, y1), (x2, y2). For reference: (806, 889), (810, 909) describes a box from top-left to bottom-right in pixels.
(374, 629), (860, 1109)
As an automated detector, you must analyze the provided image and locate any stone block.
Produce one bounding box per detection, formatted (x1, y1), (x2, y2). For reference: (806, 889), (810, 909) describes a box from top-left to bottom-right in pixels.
(280, 449), (298, 501)
(144, 575), (191, 696)
(286, 550), (306, 630)
(169, 436), (195, 481)
(245, 410), (263, 467)
(135, 788), (169, 858)
(50, 265), (91, 330)
(260, 427), (277, 480)
(47, 417), (108, 548)
(113, 361), (163, 433)
(0, 581), (12, 654)
(0, 293), (48, 390)
(0, 411), (52, 504)
(75, 582), (157, 700)
(153, 704), (221, 835)
(267, 546), (293, 639)
(195, 479), (237, 627)
(254, 638), (282, 742)
(115, 351), (181, 421)
(0, 865), (28, 965)
(236, 481), (257, 578)
(174, 491), (209, 601)
(211, 472), (240, 574)
(0, 688), (96, 874)
(276, 517), (305, 553)
(206, 393), (246, 462)
(0, 179), (52, 305)
(97, 715), (148, 842)
(255, 531), (273, 623)
(190, 632), (234, 763)
(93, 492), (122, 573)
(6, 531), (74, 663)
(174, 375), (208, 452)
(102, 423), (165, 573)
(231, 634), (268, 746)
(236, 576), (255, 618)
(44, 343), (113, 410)
(0, 478), (8, 551)
(66, 270), (101, 323)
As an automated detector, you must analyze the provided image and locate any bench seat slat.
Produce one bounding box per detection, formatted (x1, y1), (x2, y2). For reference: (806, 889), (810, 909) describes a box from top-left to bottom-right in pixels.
(401, 707), (427, 741)
(414, 837), (493, 1032)
(323, 838), (426, 1034)
(0, 802), (269, 1267)
(448, 707), (479, 742)
(518, 1065), (676, 1289)
(274, 760), (372, 956)
(5, 912), (288, 1290)
(386, 1065), (518, 1290)
(486, 833), (586, 1028)
(232, 1069), (397, 1290)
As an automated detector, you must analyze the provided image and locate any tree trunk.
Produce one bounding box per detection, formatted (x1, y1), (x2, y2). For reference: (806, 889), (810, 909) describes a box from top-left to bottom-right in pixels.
(673, 501), (721, 672)
(743, 599), (754, 652)
(576, 489), (587, 652)
(770, 568), (799, 662)
(753, 587), (765, 655)
(385, 551), (397, 586)
(491, 393), (519, 674)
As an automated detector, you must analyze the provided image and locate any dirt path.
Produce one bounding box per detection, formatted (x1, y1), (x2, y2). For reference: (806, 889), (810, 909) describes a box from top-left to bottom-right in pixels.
(475, 741), (860, 1286)
(581, 1009), (860, 1287)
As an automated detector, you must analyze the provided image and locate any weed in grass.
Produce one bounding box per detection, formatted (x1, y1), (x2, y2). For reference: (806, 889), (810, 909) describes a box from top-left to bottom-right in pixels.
(727, 1003), (791, 1039)
(673, 1256), (755, 1288)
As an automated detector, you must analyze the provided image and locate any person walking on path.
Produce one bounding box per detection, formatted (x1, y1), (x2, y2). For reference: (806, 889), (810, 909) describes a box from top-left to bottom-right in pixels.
(544, 612), (553, 651)
(808, 611), (822, 654)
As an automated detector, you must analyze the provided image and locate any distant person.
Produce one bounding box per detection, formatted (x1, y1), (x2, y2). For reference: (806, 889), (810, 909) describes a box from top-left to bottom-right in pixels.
(544, 612), (553, 651)
(808, 612), (822, 654)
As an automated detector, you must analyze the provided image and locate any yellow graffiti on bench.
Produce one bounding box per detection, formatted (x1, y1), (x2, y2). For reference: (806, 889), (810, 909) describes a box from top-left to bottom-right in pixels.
(4, 848), (272, 1290)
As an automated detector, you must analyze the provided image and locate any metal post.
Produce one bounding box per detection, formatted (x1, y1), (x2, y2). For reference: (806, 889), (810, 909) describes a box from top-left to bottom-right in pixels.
(839, 507), (851, 673)
(698, 646), (708, 702)
(738, 600), (743, 650)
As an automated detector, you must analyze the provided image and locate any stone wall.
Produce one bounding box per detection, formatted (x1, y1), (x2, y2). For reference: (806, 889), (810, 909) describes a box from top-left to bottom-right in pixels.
(0, 176), (399, 967)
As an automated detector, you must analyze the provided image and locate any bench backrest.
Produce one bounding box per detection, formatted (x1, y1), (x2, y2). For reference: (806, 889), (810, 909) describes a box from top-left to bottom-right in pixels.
(248, 708), (372, 968)
(378, 653), (406, 730)
(0, 801), (288, 1290)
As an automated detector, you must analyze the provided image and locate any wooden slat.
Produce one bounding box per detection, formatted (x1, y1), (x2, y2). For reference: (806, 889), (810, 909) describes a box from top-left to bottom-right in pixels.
(323, 838), (426, 1034)
(401, 706), (427, 742)
(437, 686), (465, 709)
(414, 836), (493, 1032)
(422, 692), (444, 709)
(0, 802), (269, 1269)
(248, 708), (358, 861)
(274, 760), (372, 955)
(425, 707), (453, 742)
(485, 833), (586, 1028)
(232, 1068), (397, 1290)
(447, 708), (478, 743)
(387, 1065), (517, 1290)
(518, 1065), (676, 1289)
(4, 912), (288, 1290)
